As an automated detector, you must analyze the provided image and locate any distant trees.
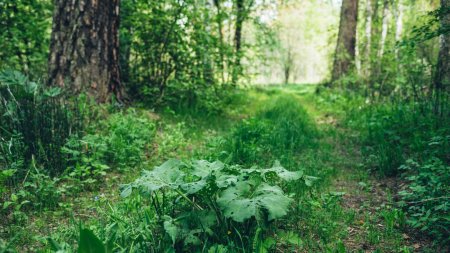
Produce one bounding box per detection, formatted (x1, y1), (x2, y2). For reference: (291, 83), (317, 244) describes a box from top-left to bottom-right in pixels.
(0, 0), (52, 76)
(332, 0), (359, 81)
(48, 0), (124, 103)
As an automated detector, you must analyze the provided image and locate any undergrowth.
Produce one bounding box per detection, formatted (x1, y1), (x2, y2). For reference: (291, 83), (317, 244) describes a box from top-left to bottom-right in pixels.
(315, 88), (450, 249)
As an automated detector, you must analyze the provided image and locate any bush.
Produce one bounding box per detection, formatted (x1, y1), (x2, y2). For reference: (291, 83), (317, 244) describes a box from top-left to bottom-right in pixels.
(398, 158), (449, 246)
(91, 159), (312, 252)
(103, 109), (156, 167)
(61, 109), (156, 191)
(347, 101), (449, 176)
(0, 70), (83, 179)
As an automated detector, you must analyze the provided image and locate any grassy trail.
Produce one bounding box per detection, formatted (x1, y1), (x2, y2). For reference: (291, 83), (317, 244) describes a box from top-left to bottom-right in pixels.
(4, 85), (435, 252)
(276, 84), (433, 252)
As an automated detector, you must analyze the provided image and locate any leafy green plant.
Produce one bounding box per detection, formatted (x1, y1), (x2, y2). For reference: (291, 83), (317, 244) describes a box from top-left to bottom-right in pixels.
(2, 165), (61, 215)
(381, 208), (406, 233)
(60, 109), (155, 191)
(0, 70), (83, 179)
(398, 158), (450, 245)
(23, 167), (61, 210)
(103, 109), (156, 167)
(0, 169), (16, 194)
(120, 159), (311, 251)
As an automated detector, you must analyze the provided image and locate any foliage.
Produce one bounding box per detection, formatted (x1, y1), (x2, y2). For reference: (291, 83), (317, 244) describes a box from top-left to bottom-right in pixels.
(120, 0), (237, 112)
(398, 158), (450, 245)
(117, 159), (310, 251)
(0, 0), (52, 77)
(222, 95), (317, 166)
(1, 161), (62, 230)
(102, 110), (156, 167)
(60, 109), (156, 191)
(346, 100), (449, 176)
(0, 70), (83, 179)
(316, 84), (449, 247)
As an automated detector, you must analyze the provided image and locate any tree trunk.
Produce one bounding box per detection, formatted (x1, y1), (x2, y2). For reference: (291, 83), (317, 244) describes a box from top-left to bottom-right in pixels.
(332, 0), (359, 81)
(394, 0), (404, 59)
(363, 0), (373, 77)
(377, 0), (390, 59)
(213, 0), (226, 83)
(283, 45), (294, 85)
(434, 0), (450, 113)
(232, 0), (245, 85)
(48, 0), (124, 103)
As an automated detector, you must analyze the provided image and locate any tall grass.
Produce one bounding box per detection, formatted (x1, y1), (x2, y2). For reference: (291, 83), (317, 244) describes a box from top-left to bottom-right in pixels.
(347, 100), (449, 176)
(0, 70), (83, 181)
(222, 95), (318, 167)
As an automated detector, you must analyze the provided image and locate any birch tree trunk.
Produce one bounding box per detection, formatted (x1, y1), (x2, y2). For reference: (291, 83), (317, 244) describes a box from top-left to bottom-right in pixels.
(394, 0), (404, 59)
(364, 0), (373, 77)
(377, 0), (390, 59)
(48, 0), (124, 103)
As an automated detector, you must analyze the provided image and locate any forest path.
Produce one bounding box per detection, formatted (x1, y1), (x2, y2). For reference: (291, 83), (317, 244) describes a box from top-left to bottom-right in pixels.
(272, 85), (430, 252)
(12, 85), (433, 252)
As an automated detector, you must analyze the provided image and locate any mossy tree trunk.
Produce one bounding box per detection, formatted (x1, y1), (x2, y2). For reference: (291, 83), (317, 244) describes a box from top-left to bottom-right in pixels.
(48, 0), (124, 103)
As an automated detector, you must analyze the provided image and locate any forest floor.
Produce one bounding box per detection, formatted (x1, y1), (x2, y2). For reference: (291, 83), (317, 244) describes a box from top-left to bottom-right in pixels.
(268, 85), (434, 252)
(5, 84), (435, 252)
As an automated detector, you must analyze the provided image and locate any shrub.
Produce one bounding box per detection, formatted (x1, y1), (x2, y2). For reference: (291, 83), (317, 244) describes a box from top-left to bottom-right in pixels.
(398, 158), (450, 246)
(347, 102), (449, 176)
(116, 159), (312, 252)
(103, 109), (156, 167)
(0, 70), (83, 179)
(55, 160), (308, 252)
(60, 109), (156, 191)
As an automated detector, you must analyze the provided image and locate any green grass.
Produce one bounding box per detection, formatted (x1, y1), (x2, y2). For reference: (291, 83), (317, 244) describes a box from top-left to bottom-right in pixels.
(1, 84), (446, 252)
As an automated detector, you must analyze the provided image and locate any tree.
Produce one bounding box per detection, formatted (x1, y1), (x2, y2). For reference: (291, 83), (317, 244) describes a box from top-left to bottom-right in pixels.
(47, 0), (124, 103)
(232, 0), (245, 85)
(434, 0), (450, 113)
(213, 0), (226, 83)
(332, 0), (359, 81)
(363, 0), (373, 77)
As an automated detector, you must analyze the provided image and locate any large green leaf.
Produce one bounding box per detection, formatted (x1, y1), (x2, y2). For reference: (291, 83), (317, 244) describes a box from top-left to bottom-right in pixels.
(217, 182), (292, 222)
(181, 160), (225, 194)
(163, 211), (217, 247)
(78, 228), (106, 253)
(190, 160), (224, 178)
(263, 161), (304, 181)
(163, 216), (180, 246)
(122, 159), (184, 197)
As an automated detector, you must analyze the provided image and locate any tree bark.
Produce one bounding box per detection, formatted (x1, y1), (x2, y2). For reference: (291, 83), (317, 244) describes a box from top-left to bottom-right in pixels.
(47, 0), (124, 103)
(213, 0), (226, 83)
(377, 0), (390, 59)
(332, 0), (359, 81)
(232, 0), (245, 85)
(394, 0), (404, 59)
(434, 0), (450, 113)
(363, 0), (373, 77)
